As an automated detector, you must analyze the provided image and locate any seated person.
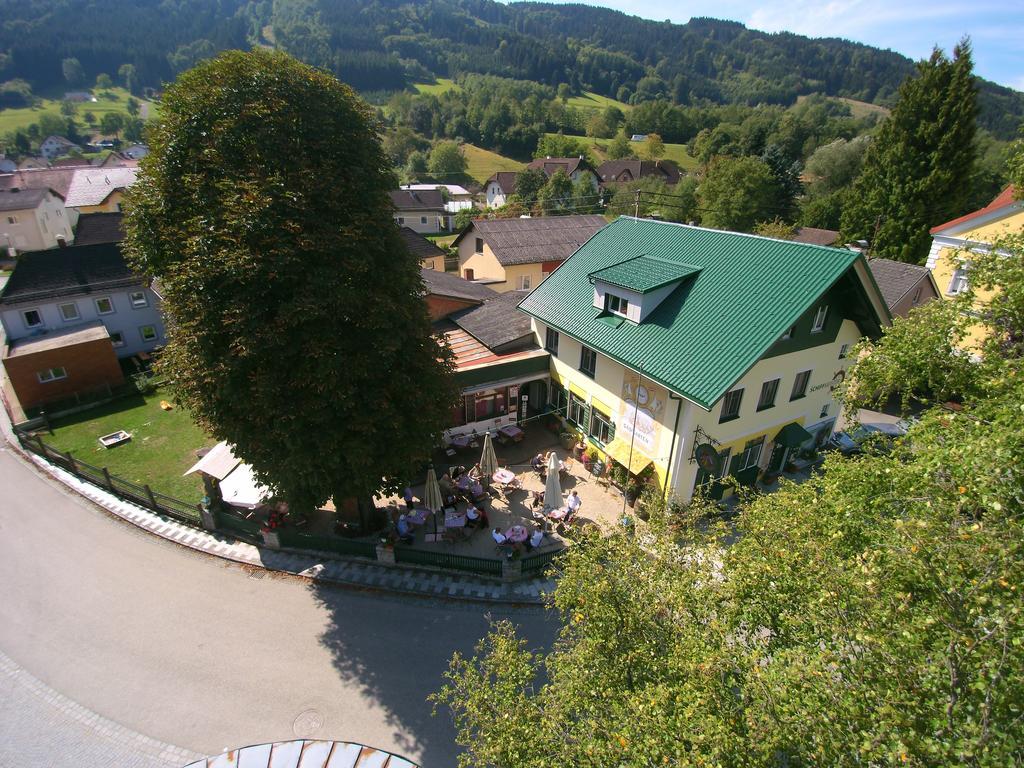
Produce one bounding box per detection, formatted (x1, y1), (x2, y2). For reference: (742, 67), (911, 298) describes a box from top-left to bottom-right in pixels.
(468, 463), (483, 480)
(439, 473), (455, 496)
(468, 478), (485, 498)
(442, 493), (459, 515)
(526, 525), (544, 550)
(456, 473), (472, 492)
(530, 453), (545, 472)
(531, 490), (545, 509)
(492, 527), (508, 546)
(395, 514), (414, 544)
(465, 504), (488, 528)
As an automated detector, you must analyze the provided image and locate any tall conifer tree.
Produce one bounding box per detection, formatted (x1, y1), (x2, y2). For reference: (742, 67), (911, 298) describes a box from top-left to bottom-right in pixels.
(841, 41), (977, 263)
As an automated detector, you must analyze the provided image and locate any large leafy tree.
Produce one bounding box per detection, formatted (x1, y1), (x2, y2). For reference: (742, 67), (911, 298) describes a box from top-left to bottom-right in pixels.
(841, 41), (978, 263)
(124, 49), (457, 514)
(697, 155), (780, 231)
(434, 237), (1024, 768)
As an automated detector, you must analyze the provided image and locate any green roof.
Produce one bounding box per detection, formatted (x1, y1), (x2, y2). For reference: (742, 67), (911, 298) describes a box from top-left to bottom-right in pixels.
(588, 255), (700, 294)
(519, 217), (884, 409)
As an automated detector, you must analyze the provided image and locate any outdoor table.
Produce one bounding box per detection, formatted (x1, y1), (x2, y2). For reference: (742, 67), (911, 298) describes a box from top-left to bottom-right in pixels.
(505, 524), (529, 543)
(492, 468), (515, 485)
(499, 424), (524, 441)
(450, 435), (471, 449)
(444, 512), (467, 528)
(407, 508), (429, 526)
(546, 506), (570, 521)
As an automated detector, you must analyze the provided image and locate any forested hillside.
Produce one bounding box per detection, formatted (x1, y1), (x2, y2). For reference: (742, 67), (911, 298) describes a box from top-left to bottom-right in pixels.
(1, 0), (1021, 138)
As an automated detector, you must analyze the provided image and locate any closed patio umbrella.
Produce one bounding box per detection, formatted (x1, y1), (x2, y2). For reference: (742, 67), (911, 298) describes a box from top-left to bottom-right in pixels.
(479, 432), (499, 487)
(423, 465), (444, 537)
(544, 451), (561, 510)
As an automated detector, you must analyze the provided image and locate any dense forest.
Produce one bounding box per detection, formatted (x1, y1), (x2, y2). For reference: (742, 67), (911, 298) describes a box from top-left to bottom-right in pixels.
(0, 0), (1021, 138)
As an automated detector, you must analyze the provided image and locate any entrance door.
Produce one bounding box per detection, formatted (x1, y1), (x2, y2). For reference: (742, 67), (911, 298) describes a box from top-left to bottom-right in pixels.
(767, 442), (788, 473)
(523, 380), (547, 420)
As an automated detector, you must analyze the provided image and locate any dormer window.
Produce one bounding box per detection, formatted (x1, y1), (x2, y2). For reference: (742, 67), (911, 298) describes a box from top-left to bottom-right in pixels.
(606, 293), (629, 317)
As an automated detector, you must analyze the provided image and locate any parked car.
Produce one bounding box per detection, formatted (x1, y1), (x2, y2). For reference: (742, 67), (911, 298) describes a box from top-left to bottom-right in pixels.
(827, 422), (906, 455)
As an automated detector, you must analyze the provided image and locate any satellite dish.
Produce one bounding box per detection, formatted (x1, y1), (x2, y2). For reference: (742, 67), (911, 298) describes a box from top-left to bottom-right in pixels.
(694, 443), (720, 474)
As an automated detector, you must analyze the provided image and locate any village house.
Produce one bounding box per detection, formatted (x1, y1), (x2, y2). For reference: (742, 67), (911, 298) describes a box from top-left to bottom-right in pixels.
(790, 227), (840, 247)
(454, 214), (606, 292)
(400, 226), (447, 272)
(73, 211), (124, 246)
(0, 188), (75, 253)
(0, 242), (165, 411)
(868, 258), (939, 318)
(389, 189), (449, 234)
(596, 159), (682, 187)
(0, 167), (79, 200)
(63, 167), (140, 213)
(926, 185), (1023, 348)
(485, 156), (599, 208)
(39, 136), (80, 161)
(518, 217), (891, 503)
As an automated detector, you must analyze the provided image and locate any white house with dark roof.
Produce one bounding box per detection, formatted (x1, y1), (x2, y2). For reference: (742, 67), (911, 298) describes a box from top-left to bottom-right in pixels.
(0, 242), (164, 411)
(39, 136), (80, 161)
(453, 214), (606, 293)
(486, 157), (599, 208)
(389, 189), (449, 233)
(0, 187), (74, 253)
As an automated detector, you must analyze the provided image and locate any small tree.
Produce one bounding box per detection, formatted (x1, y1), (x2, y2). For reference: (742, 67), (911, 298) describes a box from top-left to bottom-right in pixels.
(642, 132), (665, 161)
(753, 217), (796, 239)
(62, 57), (84, 86)
(126, 97), (140, 117)
(536, 169), (574, 215)
(509, 168), (546, 208)
(698, 155), (780, 232)
(427, 140), (467, 179)
(60, 100), (77, 117)
(124, 49), (457, 517)
(118, 64), (137, 94)
(83, 110), (96, 126)
(606, 131), (636, 160)
(100, 111), (124, 138)
(95, 73), (113, 90)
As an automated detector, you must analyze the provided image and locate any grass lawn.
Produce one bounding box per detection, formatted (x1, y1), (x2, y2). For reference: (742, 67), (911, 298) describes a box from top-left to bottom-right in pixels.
(566, 91), (632, 113)
(426, 233), (458, 248)
(44, 388), (210, 502)
(413, 78), (461, 97)
(546, 133), (699, 172)
(0, 87), (157, 136)
(463, 143), (525, 184)
(796, 93), (890, 121)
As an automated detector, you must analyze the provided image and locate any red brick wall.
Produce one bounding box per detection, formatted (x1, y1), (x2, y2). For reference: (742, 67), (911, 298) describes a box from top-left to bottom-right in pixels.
(3, 338), (124, 410)
(425, 294), (478, 321)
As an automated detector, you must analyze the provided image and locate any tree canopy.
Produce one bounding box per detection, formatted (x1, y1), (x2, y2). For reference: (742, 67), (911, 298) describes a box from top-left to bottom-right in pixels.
(697, 155), (781, 232)
(124, 49), (457, 514)
(841, 42), (978, 263)
(434, 235), (1024, 768)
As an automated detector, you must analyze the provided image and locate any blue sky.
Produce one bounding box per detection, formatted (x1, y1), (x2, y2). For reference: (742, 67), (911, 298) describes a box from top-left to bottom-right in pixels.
(519, 0), (1023, 91)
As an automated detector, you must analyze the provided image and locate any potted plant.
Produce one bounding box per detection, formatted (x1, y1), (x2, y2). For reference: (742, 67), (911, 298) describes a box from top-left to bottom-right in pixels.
(559, 431), (577, 451)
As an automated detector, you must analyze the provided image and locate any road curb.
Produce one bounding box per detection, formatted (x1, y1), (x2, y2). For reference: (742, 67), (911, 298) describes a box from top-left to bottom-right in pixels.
(2, 415), (555, 604)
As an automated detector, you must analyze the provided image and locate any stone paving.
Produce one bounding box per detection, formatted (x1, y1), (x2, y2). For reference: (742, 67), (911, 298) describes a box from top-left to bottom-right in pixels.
(0, 648), (200, 768)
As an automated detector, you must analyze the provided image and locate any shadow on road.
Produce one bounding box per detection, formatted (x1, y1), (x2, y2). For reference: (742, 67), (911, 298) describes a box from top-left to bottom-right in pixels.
(309, 582), (560, 767)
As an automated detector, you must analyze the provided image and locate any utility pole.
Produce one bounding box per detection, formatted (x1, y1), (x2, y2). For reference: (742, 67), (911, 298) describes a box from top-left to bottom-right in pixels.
(634, 189), (641, 218)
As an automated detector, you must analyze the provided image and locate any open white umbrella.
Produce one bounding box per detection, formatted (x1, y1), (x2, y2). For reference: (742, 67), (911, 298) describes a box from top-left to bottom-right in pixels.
(544, 451), (562, 510)
(423, 465), (444, 536)
(479, 432), (499, 487)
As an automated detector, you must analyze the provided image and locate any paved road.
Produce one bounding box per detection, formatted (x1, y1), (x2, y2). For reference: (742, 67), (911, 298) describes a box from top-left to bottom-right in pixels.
(0, 441), (558, 767)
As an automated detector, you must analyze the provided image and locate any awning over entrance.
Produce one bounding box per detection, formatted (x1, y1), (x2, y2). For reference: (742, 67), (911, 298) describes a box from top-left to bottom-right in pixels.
(774, 422), (813, 448)
(603, 438), (653, 476)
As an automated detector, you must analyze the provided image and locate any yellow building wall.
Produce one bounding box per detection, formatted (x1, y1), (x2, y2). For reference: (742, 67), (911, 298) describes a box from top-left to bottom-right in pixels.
(75, 190), (126, 215)
(929, 208), (1024, 349)
(457, 238), (505, 282)
(536, 317), (864, 502)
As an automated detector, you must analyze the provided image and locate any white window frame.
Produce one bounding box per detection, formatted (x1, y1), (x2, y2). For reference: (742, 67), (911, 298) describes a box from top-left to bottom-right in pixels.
(109, 331), (126, 348)
(420, 216), (427, 225)
(129, 290), (148, 308)
(739, 436), (764, 470)
(139, 324), (158, 343)
(94, 296), (115, 315)
(519, 274), (532, 290)
(37, 366), (67, 383)
(811, 305), (828, 333)
(58, 302), (80, 322)
(838, 343), (849, 359)
(947, 266), (969, 296)
(22, 308), (43, 328)
(606, 293), (629, 317)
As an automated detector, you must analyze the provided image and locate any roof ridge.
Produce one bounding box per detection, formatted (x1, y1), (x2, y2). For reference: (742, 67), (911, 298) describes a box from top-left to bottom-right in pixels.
(618, 216), (855, 255)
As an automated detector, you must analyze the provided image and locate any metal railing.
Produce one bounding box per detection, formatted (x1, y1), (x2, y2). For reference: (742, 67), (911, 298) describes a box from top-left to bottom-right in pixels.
(521, 548), (564, 576)
(394, 546), (503, 576)
(276, 530), (378, 560)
